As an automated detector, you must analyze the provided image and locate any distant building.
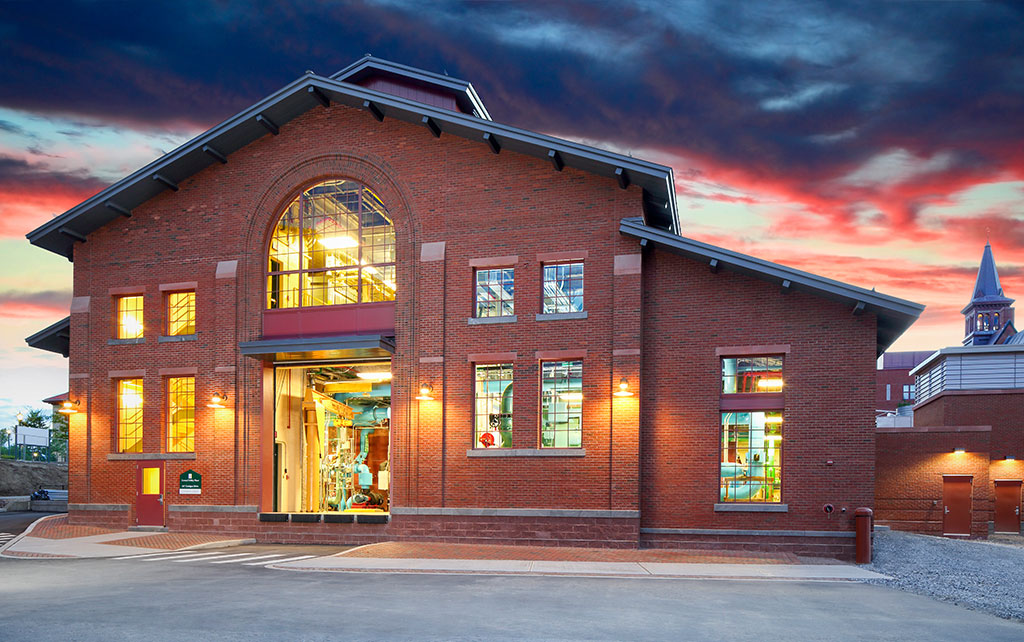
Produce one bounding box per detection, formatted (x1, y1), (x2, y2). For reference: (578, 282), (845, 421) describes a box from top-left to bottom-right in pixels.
(875, 350), (932, 414)
(876, 245), (1023, 537)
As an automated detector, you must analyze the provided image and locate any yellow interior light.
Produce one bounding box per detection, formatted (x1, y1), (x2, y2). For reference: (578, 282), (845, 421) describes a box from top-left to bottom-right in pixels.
(764, 415), (783, 424)
(757, 378), (784, 390)
(559, 392), (584, 401)
(356, 371), (392, 382)
(764, 434), (782, 442)
(320, 236), (358, 250)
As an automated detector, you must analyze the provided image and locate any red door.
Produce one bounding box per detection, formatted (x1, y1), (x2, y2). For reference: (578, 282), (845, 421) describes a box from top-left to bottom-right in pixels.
(994, 481), (1022, 534)
(136, 461), (165, 526)
(942, 475), (972, 537)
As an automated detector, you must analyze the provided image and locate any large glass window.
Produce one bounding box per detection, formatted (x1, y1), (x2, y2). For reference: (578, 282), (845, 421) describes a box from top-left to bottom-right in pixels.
(166, 291), (196, 336)
(722, 356), (783, 393)
(540, 360), (582, 448)
(117, 378), (144, 453)
(475, 268), (515, 317)
(720, 411), (782, 503)
(167, 377), (195, 453)
(267, 179), (395, 309)
(474, 364), (512, 449)
(115, 295), (144, 339)
(542, 262), (584, 314)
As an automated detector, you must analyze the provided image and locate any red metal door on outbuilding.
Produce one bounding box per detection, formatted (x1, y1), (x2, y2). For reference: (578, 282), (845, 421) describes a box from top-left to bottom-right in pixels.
(994, 480), (1022, 534)
(136, 461), (165, 526)
(942, 475), (972, 537)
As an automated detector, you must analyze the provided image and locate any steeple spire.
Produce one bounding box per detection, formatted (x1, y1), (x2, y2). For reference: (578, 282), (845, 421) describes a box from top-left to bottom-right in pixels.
(971, 242), (1006, 303)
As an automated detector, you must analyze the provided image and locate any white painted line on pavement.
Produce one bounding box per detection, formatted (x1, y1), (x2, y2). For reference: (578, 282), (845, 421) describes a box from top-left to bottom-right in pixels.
(169, 553), (238, 563)
(142, 551), (230, 562)
(210, 553), (286, 564)
(248, 554), (315, 566)
(196, 552), (255, 563)
(113, 550), (203, 561)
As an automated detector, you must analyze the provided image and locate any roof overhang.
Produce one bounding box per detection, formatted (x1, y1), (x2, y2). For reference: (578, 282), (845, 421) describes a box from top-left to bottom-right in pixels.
(28, 72), (678, 259)
(910, 343), (1024, 376)
(620, 218), (925, 356)
(25, 316), (70, 358)
(331, 56), (492, 121)
(42, 391), (70, 405)
(239, 334), (395, 364)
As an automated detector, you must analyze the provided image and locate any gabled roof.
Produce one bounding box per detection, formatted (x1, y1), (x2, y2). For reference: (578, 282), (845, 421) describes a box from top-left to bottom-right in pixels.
(962, 243), (1013, 312)
(331, 55), (491, 120)
(25, 316), (70, 357)
(619, 218), (925, 355)
(27, 61), (678, 259)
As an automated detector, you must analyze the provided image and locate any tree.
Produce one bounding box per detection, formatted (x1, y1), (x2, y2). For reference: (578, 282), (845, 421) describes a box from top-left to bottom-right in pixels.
(13, 408), (65, 461)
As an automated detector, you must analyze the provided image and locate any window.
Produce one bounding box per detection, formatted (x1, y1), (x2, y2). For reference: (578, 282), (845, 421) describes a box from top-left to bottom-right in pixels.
(542, 262), (583, 313)
(474, 364), (512, 449)
(166, 291), (196, 336)
(117, 378), (143, 453)
(720, 411), (782, 503)
(721, 356), (783, 393)
(267, 179), (395, 309)
(475, 268), (515, 317)
(115, 295), (144, 339)
(540, 360), (582, 448)
(886, 384), (891, 401)
(167, 377), (195, 452)
(903, 384), (916, 402)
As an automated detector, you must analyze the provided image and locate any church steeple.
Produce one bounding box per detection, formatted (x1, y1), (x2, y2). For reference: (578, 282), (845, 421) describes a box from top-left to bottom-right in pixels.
(962, 243), (1015, 345)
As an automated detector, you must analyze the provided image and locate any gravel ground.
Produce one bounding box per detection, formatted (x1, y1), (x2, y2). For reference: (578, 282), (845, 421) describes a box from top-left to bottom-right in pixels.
(867, 530), (1024, 621)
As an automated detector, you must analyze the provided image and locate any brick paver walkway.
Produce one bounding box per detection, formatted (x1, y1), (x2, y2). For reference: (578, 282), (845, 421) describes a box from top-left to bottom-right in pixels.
(339, 541), (803, 564)
(102, 533), (237, 549)
(2, 550), (76, 558)
(29, 516), (117, 539)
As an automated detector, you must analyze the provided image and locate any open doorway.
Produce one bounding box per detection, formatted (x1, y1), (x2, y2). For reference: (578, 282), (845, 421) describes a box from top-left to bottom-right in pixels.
(273, 360), (391, 514)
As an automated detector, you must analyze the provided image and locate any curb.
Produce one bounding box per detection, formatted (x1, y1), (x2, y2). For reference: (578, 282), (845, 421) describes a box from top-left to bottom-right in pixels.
(0, 512), (67, 558)
(182, 538), (257, 551)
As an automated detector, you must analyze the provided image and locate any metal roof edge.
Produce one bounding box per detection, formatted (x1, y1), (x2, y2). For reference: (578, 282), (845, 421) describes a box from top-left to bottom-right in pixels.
(29, 74), (677, 258)
(26, 74), (316, 246)
(25, 315), (71, 357)
(911, 343), (1024, 376)
(330, 56), (491, 121)
(620, 218), (925, 318)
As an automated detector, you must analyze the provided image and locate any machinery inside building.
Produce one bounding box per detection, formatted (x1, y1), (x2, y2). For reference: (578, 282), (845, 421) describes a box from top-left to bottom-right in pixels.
(273, 361), (391, 513)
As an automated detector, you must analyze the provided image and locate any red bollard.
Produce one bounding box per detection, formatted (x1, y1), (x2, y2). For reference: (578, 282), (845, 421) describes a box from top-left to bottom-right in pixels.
(855, 507), (873, 564)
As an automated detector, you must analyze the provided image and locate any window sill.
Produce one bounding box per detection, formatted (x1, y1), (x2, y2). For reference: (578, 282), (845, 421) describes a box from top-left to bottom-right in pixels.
(107, 452), (197, 461)
(468, 315), (517, 325)
(158, 334), (198, 343)
(467, 448), (586, 458)
(535, 311), (588, 321)
(714, 503), (788, 513)
(108, 338), (145, 345)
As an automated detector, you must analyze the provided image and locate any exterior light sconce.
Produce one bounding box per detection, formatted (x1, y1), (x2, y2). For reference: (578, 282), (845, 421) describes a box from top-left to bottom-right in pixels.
(415, 384), (434, 401)
(207, 392), (228, 409)
(57, 400), (80, 415)
(953, 448), (966, 454)
(1006, 455), (1016, 461)
(613, 378), (634, 397)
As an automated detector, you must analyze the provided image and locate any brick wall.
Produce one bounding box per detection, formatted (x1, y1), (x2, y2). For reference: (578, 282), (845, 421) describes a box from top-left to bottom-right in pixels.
(640, 249), (878, 536)
(875, 427), (991, 536)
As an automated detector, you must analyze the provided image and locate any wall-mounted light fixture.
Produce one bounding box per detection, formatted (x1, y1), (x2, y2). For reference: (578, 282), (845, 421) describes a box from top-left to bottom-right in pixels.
(415, 384), (434, 401)
(57, 400), (80, 415)
(1006, 455), (1016, 461)
(613, 377), (634, 397)
(953, 447), (966, 454)
(207, 392), (228, 409)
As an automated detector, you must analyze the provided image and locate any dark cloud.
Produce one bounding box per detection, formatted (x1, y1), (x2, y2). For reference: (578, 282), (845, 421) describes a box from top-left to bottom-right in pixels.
(0, 155), (106, 195)
(0, 1), (1021, 237)
(0, 289), (72, 318)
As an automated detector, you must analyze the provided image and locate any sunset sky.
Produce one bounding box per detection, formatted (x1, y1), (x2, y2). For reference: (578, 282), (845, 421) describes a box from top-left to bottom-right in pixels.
(1, 1), (1022, 426)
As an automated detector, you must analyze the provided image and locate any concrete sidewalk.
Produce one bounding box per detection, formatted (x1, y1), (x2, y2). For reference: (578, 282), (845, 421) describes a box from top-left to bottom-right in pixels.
(0, 514), (253, 558)
(273, 555), (886, 580)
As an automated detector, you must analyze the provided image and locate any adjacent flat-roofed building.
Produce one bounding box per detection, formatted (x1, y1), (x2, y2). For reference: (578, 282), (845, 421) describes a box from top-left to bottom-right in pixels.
(876, 245), (1023, 537)
(26, 57), (923, 558)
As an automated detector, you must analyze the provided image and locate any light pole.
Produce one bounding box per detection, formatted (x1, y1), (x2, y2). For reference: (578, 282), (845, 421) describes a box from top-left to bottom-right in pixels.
(15, 412), (24, 461)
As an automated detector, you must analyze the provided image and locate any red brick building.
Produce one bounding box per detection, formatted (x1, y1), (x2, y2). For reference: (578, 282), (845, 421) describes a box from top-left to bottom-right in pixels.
(875, 246), (1024, 537)
(26, 57), (922, 558)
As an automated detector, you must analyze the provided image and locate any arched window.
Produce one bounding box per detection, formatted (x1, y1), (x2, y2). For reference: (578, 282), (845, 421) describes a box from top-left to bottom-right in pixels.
(977, 313), (984, 331)
(267, 179), (395, 309)
(994, 313), (1000, 328)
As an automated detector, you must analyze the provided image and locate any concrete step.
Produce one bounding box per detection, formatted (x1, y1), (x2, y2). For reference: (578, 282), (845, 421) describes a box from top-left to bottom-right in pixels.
(30, 500), (68, 512)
